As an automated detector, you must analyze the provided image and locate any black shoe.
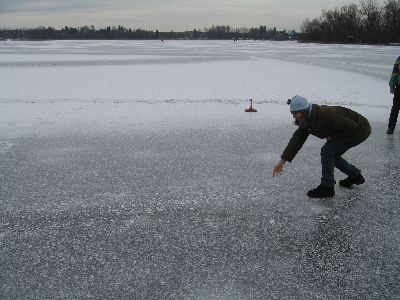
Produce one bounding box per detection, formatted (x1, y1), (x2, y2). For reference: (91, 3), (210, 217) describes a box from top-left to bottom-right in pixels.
(307, 185), (335, 198)
(387, 128), (394, 134)
(339, 173), (365, 188)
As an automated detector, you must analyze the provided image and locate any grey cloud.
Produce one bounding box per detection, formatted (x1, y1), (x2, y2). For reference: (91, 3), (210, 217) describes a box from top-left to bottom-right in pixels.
(0, 0), (236, 14)
(0, 0), (111, 13)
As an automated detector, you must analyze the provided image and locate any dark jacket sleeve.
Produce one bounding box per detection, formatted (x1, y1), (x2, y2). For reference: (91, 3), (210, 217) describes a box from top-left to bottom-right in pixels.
(281, 127), (309, 162)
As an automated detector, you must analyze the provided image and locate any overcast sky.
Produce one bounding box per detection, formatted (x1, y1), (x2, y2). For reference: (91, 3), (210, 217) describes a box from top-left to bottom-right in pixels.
(0, 0), (384, 31)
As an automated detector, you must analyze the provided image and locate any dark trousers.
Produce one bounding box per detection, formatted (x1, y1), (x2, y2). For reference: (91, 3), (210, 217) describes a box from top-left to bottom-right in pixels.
(388, 87), (400, 129)
(320, 135), (369, 187)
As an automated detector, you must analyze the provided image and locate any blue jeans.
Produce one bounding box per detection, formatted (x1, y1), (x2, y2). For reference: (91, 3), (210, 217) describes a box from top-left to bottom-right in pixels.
(320, 138), (364, 187)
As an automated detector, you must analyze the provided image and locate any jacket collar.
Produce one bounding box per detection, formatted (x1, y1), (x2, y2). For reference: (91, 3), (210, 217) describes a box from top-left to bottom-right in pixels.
(306, 104), (319, 129)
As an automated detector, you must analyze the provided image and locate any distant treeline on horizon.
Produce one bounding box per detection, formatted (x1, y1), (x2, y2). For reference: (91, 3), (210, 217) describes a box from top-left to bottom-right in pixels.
(0, 25), (295, 41)
(1, 0), (400, 44)
(301, 0), (400, 44)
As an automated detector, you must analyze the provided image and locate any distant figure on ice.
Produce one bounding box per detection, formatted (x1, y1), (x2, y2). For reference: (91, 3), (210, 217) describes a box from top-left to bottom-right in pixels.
(387, 56), (400, 134)
(272, 95), (371, 198)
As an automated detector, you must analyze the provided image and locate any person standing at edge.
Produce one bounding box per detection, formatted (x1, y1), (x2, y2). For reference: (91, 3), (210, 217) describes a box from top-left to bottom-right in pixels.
(387, 56), (400, 134)
(272, 95), (371, 198)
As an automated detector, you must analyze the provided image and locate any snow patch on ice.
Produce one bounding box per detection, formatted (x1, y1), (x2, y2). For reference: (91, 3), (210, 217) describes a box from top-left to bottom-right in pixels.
(309, 204), (328, 215)
(0, 140), (13, 153)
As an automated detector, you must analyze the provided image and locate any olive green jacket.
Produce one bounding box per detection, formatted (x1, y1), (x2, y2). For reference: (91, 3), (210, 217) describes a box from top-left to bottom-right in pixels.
(281, 104), (371, 162)
(389, 56), (400, 90)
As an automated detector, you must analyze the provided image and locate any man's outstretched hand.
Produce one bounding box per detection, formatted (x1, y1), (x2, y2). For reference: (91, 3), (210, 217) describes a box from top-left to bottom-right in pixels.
(273, 159), (286, 177)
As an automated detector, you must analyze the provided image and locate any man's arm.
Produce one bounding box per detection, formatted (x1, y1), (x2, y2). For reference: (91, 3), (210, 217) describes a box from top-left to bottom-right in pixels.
(273, 128), (309, 177)
(281, 127), (309, 163)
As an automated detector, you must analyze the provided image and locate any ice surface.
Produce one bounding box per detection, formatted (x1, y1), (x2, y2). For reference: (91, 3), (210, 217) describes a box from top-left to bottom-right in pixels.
(0, 40), (399, 299)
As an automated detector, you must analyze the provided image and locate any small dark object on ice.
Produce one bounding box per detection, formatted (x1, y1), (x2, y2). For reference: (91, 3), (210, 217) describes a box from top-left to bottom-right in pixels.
(245, 99), (257, 112)
(339, 173), (365, 188)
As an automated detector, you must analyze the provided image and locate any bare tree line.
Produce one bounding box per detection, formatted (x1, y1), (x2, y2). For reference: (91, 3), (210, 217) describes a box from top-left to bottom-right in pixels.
(301, 0), (400, 43)
(0, 25), (295, 41)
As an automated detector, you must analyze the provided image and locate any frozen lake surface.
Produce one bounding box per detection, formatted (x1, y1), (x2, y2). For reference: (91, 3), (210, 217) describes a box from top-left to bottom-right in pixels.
(0, 40), (399, 299)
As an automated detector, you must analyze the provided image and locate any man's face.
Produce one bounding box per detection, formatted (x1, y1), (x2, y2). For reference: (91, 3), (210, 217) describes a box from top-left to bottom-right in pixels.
(292, 111), (303, 122)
